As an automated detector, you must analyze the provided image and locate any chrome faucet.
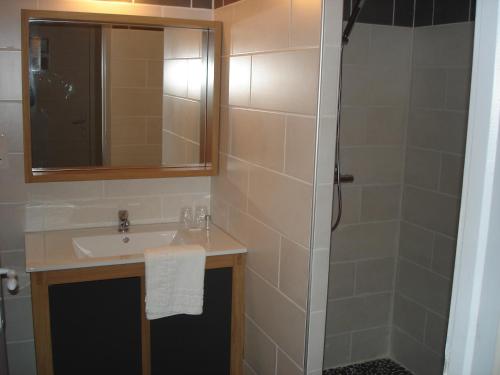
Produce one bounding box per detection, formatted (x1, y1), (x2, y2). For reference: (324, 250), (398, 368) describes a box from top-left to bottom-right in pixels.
(118, 210), (130, 233)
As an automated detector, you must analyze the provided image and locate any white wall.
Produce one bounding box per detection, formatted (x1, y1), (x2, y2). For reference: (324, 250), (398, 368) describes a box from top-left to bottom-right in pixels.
(445, 0), (500, 374)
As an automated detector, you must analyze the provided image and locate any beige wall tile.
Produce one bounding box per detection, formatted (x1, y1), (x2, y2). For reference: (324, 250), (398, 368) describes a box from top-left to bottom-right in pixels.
(290, 0), (322, 48)
(285, 115), (316, 183)
(279, 238), (309, 309)
(277, 349), (303, 375)
(231, 0), (290, 54)
(244, 319), (277, 375)
(246, 268), (306, 365)
(212, 154), (249, 211)
(246, 217), (281, 287)
(248, 166), (312, 247)
(229, 55), (252, 106)
(251, 49), (320, 115)
(230, 108), (286, 172)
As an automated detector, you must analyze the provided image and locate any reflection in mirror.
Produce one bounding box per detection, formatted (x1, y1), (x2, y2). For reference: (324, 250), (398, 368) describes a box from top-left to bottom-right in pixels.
(29, 21), (209, 169)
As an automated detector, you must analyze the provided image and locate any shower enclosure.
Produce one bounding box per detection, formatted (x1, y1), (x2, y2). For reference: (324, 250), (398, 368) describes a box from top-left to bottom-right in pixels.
(320, 0), (475, 374)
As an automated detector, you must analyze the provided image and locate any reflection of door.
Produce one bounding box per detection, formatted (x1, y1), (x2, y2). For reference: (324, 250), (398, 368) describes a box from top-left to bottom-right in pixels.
(30, 23), (102, 168)
(0, 287), (9, 375)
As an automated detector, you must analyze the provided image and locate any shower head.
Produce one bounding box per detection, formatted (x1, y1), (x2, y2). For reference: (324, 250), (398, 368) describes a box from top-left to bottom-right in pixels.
(342, 0), (367, 45)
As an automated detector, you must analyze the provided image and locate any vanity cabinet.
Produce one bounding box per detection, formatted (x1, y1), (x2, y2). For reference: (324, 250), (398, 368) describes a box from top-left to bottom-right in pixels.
(31, 254), (244, 375)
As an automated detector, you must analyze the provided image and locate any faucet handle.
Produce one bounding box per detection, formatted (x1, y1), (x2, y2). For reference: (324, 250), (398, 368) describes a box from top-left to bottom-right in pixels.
(118, 210), (128, 220)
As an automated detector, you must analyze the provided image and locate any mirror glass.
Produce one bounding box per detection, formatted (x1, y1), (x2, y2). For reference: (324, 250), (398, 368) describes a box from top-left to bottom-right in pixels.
(29, 20), (212, 169)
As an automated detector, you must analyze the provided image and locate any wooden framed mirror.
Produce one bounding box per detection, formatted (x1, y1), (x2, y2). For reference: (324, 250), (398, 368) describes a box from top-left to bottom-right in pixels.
(21, 10), (221, 182)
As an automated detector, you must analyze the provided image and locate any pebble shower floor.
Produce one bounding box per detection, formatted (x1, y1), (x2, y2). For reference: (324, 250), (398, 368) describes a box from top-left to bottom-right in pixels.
(323, 359), (413, 375)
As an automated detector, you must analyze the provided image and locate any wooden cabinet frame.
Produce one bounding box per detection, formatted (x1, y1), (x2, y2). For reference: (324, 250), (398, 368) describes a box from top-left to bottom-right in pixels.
(30, 254), (245, 375)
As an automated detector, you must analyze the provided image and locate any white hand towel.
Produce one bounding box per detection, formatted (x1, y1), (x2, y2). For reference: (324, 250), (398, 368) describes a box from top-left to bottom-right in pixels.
(144, 244), (206, 320)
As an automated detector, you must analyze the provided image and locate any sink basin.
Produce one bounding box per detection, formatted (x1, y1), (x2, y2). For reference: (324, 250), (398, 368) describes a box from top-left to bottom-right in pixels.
(73, 230), (179, 259)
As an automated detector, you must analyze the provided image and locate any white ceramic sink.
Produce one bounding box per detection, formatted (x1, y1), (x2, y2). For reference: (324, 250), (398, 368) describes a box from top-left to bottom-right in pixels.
(73, 230), (179, 259)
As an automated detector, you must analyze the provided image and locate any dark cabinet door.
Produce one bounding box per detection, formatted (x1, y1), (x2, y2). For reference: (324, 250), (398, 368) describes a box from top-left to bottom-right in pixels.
(150, 268), (233, 375)
(48, 277), (142, 375)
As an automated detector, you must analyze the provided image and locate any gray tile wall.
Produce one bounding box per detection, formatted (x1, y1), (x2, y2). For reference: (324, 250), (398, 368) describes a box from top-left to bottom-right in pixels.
(324, 23), (413, 369)
(392, 22), (474, 375)
(324, 21), (474, 373)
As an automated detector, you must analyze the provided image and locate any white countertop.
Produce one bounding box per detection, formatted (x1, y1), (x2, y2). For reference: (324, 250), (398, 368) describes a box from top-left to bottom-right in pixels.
(25, 223), (247, 273)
